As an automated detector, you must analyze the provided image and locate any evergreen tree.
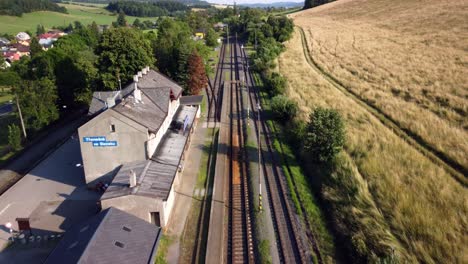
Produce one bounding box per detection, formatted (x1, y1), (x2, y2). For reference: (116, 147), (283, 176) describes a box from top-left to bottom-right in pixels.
(36, 24), (45, 35)
(133, 18), (142, 29)
(116, 10), (127, 27)
(29, 37), (43, 57)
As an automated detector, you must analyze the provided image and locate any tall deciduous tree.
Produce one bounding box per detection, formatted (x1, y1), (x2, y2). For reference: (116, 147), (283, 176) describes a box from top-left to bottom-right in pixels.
(205, 28), (218, 47)
(15, 78), (59, 133)
(304, 107), (345, 162)
(96, 27), (154, 90)
(186, 50), (207, 95)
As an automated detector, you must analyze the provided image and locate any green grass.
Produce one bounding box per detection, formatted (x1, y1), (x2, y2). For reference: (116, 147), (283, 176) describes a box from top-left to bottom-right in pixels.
(0, 87), (13, 105)
(179, 127), (218, 263)
(258, 240), (272, 264)
(0, 114), (18, 161)
(0, 3), (158, 34)
(196, 128), (214, 188)
(154, 234), (173, 264)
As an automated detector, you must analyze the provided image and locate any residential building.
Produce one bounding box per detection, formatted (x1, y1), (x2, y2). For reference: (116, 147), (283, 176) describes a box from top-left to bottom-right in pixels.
(15, 32), (30, 46)
(45, 207), (162, 264)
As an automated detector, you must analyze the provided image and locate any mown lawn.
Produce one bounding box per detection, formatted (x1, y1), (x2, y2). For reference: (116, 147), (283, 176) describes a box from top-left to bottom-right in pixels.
(0, 3), (158, 34)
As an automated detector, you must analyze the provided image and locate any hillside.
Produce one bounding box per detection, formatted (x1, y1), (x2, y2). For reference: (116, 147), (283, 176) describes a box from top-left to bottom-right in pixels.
(0, 3), (157, 34)
(279, 0), (468, 262)
(0, 0), (67, 16)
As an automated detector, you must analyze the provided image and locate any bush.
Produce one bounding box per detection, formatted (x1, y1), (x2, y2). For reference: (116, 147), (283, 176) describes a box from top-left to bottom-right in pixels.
(266, 72), (286, 96)
(304, 107), (345, 162)
(271, 95), (298, 123)
(8, 124), (22, 151)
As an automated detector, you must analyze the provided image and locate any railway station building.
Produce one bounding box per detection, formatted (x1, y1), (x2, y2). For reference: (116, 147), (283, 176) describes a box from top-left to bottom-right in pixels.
(78, 67), (202, 227)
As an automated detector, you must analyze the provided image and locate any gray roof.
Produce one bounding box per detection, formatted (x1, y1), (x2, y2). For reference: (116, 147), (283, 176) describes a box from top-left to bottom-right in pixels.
(101, 105), (198, 201)
(112, 92), (167, 133)
(180, 95), (204, 105)
(45, 207), (161, 264)
(87, 69), (183, 116)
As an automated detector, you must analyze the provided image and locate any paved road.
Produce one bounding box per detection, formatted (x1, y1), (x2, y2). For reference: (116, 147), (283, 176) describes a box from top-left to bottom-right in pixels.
(0, 116), (86, 195)
(0, 103), (12, 116)
(0, 139), (100, 263)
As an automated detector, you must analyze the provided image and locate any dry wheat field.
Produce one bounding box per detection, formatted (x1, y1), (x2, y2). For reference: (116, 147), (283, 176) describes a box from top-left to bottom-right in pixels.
(290, 0), (468, 172)
(279, 0), (468, 262)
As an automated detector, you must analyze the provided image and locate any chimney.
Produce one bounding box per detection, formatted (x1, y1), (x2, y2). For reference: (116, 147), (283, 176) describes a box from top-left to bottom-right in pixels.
(137, 71), (143, 78)
(133, 75), (139, 83)
(106, 97), (115, 108)
(142, 68), (148, 75)
(145, 66), (150, 73)
(129, 170), (137, 188)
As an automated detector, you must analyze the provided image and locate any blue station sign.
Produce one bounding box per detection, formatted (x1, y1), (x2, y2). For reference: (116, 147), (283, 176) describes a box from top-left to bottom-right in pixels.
(92, 141), (118, 147)
(83, 136), (106, 142)
(83, 136), (118, 147)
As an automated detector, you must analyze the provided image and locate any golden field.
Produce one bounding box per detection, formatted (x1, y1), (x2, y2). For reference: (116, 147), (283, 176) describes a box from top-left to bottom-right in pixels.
(289, 0), (468, 171)
(278, 1), (468, 261)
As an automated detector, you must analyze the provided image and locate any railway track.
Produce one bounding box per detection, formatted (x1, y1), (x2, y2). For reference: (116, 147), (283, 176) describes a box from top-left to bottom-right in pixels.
(227, 37), (256, 264)
(236, 40), (310, 263)
(206, 40), (227, 123)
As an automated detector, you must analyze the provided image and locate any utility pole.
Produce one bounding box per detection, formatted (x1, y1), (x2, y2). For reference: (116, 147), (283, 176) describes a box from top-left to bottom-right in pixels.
(254, 29), (257, 50)
(15, 94), (27, 139)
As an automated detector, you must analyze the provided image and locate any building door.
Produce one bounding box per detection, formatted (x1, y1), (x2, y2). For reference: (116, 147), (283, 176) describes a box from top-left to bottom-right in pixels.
(150, 212), (160, 227)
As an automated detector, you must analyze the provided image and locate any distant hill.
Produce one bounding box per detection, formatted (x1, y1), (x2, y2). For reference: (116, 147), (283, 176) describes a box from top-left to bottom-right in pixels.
(0, 0), (67, 16)
(239, 2), (303, 8)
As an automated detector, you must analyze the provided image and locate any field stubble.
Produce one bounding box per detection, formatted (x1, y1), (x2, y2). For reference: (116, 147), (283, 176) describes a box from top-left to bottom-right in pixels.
(290, 0), (468, 171)
(279, 27), (467, 263)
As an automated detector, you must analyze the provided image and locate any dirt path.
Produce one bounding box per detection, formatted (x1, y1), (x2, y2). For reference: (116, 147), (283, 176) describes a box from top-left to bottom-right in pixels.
(296, 26), (467, 186)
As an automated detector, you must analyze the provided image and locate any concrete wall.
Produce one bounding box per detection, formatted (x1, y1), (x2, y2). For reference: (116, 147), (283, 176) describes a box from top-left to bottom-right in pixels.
(78, 110), (149, 183)
(101, 195), (169, 227)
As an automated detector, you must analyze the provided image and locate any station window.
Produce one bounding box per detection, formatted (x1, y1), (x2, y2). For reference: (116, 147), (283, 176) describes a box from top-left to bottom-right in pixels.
(110, 124), (116, 133)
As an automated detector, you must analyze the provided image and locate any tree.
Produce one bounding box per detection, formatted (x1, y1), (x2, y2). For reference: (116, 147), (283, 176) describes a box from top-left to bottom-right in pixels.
(74, 21), (84, 31)
(304, 108), (345, 162)
(205, 28), (218, 47)
(116, 10), (127, 27)
(186, 50), (207, 95)
(266, 72), (286, 95)
(15, 78), (59, 133)
(29, 37), (43, 57)
(8, 124), (21, 151)
(133, 18), (142, 28)
(270, 95), (298, 123)
(36, 24), (45, 35)
(96, 27), (154, 90)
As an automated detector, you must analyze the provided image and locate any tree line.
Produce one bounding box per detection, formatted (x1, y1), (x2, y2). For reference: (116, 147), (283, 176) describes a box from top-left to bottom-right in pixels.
(1, 12), (212, 150)
(304, 0), (336, 9)
(0, 0), (67, 16)
(106, 1), (188, 17)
